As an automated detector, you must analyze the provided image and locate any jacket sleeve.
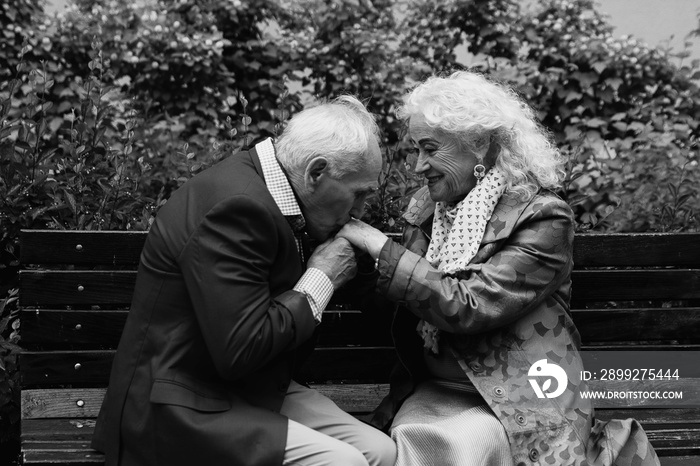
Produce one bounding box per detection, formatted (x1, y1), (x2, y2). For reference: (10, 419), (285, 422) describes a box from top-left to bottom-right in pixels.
(376, 195), (574, 335)
(178, 193), (317, 381)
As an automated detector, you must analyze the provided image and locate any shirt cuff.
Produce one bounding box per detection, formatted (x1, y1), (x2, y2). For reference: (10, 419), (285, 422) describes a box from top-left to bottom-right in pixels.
(293, 267), (334, 323)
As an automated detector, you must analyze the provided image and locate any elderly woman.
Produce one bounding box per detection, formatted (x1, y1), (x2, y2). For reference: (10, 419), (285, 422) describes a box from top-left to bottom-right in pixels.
(338, 71), (659, 466)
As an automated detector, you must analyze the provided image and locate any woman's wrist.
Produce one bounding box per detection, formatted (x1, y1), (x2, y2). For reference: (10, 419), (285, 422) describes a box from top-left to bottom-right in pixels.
(338, 218), (389, 259)
(366, 231), (389, 260)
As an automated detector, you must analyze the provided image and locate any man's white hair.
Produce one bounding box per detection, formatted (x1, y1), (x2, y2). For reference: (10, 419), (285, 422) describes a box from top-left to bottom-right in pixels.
(276, 95), (380, 179)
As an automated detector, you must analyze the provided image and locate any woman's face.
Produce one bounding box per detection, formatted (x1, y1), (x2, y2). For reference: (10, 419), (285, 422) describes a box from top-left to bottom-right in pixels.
(408, 114), (482, 204)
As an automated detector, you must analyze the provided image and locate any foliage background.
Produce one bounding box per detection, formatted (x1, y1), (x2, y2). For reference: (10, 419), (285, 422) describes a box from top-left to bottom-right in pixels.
(1, 0), (699, 461)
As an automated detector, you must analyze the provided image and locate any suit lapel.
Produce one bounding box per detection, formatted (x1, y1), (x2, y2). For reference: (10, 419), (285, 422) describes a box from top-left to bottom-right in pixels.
(248, 146), (264, 178)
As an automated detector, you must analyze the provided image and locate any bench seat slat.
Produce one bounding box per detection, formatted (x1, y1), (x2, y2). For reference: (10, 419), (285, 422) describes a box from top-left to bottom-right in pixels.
(22, 449), (105, 465)
(644, 428), (700, 456)
(19, 419), (700, 462)
(21, 419), (96, 441)
(21, 385), (388, 419)
(22, 441), (96, 450)
(595, 408), (700, 425)
(24, 404), (700, 428)
(19, 448), (696, 465)
(659, 457), (700, 466)
(22, 380), (700, 422)
(22, 387), (700, 421)
(22, 389), (107, 419)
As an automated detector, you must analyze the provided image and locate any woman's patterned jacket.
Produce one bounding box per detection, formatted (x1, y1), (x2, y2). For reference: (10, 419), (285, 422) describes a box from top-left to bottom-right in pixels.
(368, 186), (659, 466)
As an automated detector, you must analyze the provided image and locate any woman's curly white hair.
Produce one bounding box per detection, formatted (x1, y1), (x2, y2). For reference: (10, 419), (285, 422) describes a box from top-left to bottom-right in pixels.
(397, 71), (565, 201)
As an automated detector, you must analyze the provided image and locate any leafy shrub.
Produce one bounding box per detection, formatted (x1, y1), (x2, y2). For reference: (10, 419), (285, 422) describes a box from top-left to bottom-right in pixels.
(404, 0), (699, 231)
(0, 289), (20, 465)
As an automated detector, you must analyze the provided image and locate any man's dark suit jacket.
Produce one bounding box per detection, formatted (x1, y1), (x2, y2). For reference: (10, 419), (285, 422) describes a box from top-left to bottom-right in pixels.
(92, 147), (317, 466)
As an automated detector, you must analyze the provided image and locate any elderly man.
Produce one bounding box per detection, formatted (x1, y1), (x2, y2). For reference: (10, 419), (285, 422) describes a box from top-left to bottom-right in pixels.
(92, 96), (396, 466)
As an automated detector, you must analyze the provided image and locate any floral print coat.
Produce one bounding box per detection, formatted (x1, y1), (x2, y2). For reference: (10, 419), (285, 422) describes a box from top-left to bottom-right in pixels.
(369, 187), (659, 466)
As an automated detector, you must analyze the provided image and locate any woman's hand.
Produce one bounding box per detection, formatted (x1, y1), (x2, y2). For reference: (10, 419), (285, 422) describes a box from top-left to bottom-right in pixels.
(337, 218), (389, 260)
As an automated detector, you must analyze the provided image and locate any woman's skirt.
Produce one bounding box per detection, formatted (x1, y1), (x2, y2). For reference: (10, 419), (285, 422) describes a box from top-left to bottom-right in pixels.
(390, 379), (513, 466)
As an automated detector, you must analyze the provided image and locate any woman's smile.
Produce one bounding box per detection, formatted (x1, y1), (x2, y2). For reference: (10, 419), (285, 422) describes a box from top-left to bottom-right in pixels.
(426, 174), (443, 186)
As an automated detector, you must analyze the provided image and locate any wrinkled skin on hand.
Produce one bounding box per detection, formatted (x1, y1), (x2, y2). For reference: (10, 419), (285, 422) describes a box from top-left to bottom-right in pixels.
(337, 218), (389, 260)
(307, 237), (357, 290)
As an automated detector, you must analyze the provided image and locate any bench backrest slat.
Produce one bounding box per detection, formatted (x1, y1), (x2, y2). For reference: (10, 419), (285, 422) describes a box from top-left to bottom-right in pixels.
(19, 348), (400, 387)
(572, 270), (700, 301)
(19, 307), (700, 350)
(19, 230), (700, 267)
(573, 233), (700, 267)
(19, 271), (137, 307)
(20, 344), (700, 389)
(571, 308), (700, 343)
(20, 230), (145, 265)
(17, 268), (700, 310)
(20, 350), (116, 386)
(20, 310), (128, 349)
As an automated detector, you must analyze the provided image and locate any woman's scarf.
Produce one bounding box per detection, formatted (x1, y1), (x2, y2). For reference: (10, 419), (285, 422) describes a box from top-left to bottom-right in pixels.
(418, 167), (507, 353)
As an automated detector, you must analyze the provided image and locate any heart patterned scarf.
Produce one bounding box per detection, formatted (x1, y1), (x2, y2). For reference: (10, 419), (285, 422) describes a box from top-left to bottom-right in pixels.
(418, 167), (507, 353)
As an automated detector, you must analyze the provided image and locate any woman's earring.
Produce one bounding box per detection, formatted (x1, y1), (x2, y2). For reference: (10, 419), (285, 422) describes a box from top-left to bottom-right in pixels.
(474, 163), (486, 182)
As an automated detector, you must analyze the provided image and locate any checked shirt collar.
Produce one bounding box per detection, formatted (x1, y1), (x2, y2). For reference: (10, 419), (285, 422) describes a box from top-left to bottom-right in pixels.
(255, 138), (307, 246)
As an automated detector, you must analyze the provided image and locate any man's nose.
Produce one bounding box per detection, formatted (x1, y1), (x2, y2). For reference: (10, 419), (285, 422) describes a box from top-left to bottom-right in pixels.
(349, 198), (366, 219)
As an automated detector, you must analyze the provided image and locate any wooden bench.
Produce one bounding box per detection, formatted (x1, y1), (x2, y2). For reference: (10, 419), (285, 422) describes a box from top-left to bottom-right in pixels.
(18, 229), (700, 465)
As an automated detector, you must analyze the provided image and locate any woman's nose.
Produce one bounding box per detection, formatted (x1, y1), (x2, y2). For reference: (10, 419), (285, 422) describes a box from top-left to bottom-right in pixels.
(414, 152), (430, 174)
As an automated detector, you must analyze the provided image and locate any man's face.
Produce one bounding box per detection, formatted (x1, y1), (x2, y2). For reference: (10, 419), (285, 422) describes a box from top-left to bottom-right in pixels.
(302, 141), (382, 241)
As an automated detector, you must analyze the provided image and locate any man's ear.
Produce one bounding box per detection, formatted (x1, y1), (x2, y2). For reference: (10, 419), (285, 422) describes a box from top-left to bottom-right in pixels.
(304, 157), (329, 190)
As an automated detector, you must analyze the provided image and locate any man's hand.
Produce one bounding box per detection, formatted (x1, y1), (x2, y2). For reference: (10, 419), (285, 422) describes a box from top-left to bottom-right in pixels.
(307, 237), (357, 290)
(337, 218), (389, 260)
